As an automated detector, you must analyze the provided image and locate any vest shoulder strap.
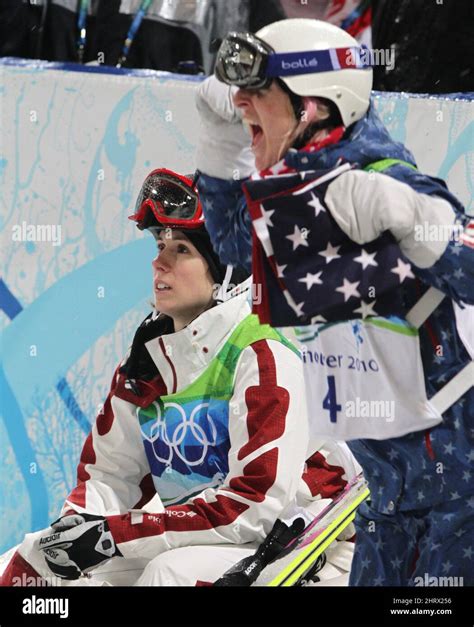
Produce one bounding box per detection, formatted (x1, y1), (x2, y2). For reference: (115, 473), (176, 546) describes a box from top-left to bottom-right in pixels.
(364, 158), (417, 173)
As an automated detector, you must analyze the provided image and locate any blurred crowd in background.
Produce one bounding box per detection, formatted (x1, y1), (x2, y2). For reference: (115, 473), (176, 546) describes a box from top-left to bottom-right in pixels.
(0, 0), (472, 93)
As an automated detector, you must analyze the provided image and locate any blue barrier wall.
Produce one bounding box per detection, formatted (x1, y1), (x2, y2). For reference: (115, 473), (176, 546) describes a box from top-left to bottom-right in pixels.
(0, 58), (473, 553)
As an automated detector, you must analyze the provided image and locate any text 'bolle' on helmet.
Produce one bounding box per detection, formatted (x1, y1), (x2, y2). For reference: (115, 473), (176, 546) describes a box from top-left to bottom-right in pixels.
(255, 18), (373, 127)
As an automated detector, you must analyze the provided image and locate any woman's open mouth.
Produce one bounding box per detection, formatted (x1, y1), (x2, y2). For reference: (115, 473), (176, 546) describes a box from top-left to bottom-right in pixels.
(155, 282), (172, 292)
(249, 123), (264, 148)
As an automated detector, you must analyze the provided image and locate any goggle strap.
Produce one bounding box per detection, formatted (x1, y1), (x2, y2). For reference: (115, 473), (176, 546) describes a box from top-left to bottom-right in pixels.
(266, 45), (372, 77)
(191, 170), (201, 188)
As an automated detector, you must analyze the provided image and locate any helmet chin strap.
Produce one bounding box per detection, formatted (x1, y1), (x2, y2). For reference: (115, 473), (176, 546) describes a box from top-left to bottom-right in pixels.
(216, 265), (235, 303)
(277, 122), (299, 164)
(216, 266), (253, 303)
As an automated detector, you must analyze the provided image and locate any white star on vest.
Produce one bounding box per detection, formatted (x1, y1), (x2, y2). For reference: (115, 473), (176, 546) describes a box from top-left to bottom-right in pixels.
(261, 207), (275, 227)
(286, 225), (310, 251)
(307, 192), (326, 217)
(319, 241), (341, 264)
(336, 278), (361, 302)
(299, 271), (323, 290)
(354, 248), (378, 269)
(354, 300), (378, 318)
(391, 258), (415, 283)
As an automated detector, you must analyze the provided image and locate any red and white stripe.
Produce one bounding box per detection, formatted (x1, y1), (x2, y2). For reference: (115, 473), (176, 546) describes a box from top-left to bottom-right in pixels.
(460, 219), (474, 249)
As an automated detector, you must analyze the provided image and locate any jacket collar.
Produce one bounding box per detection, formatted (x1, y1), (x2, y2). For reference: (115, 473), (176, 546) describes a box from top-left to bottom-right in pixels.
(283, 105), (416, 172)
(144, 291), (251, 395)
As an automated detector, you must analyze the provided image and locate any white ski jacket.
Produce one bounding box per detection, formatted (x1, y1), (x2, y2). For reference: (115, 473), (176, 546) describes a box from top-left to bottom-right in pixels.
(62, 291), (353, 560)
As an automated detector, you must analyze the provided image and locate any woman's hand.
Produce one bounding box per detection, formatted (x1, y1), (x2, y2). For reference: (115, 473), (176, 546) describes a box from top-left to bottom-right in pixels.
(195, 76), (255, 180)
(51, 512), (90, 531)
(38, 514), (122, 580)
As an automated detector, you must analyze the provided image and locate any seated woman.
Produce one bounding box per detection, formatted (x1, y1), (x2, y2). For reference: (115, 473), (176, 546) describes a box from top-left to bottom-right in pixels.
(0, 169), (354, 587)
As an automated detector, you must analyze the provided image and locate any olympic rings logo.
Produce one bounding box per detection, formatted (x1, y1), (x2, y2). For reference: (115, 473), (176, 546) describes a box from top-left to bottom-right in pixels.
(139, 402), (218, 467)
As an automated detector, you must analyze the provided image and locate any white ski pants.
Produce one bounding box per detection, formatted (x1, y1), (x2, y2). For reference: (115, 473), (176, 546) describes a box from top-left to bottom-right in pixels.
(1, 529), (352, 587)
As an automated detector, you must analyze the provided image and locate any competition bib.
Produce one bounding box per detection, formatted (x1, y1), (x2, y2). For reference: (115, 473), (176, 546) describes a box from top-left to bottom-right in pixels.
(296, 317), (443, 441)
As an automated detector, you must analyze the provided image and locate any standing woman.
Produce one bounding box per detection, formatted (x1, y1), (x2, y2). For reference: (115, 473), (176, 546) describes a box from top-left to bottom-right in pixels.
(195, 19), (474, 586)
(0, 169), (350, 587)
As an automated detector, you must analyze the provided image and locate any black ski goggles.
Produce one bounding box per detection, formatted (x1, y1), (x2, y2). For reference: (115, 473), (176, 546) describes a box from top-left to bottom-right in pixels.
(215, 32), (372, 91)
(129, 169), (203, 230)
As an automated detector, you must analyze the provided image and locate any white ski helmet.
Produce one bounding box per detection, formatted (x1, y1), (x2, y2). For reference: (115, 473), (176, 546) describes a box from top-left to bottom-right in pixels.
(255, 19), (373, 127)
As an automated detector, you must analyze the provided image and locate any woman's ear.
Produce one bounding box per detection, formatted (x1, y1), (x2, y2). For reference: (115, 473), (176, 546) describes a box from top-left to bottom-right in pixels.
(300, 97), (331, 125)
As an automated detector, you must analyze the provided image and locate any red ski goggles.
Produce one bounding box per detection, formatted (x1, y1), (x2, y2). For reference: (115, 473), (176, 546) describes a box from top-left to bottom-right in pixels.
(129, 168), (203, 230)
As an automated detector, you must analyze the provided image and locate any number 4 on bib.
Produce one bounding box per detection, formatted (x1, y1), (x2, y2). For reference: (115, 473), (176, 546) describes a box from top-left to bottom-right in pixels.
(323, 376), (341, 423)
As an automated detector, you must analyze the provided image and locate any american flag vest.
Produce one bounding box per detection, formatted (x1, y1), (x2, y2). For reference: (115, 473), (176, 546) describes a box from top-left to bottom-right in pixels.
(244, 162), (416, 328)
(243, 163), (473, 441)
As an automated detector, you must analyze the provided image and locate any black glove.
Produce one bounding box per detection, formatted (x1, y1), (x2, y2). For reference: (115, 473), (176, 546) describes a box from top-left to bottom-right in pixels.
(213, 517), (306, 586)
(38, 514), (122, 580)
